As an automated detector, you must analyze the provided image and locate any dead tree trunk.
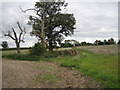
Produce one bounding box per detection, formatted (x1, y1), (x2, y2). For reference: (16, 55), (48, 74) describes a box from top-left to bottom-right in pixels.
(16, 42), (20, 54)
(4, 21), (26, 54)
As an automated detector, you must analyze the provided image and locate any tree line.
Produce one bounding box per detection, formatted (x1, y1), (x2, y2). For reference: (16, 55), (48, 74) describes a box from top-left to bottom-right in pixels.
(1, 38), (119, 49)
(61, 38), (120, 48)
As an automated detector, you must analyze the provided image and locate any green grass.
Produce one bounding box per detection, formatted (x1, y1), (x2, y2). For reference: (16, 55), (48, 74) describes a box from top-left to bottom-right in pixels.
(2, 47), (119, 88)
(76, 50), (118, 88)
(40, 49), (119, 88)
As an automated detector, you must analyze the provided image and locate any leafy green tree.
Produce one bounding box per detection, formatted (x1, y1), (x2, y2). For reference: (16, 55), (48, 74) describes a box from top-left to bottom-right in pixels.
(25, 1), (76, 51)
(61, 39), (73, 47)
(1, 41), (9, 48)
(98, 40), (104, 45)
(86, 42), (92, 46)
(94, 40), (99, 45)
(81, 41), (87, 46)
(109, 38), (115, 44)
(65, 40), (71, 44)
(61, 43), (73, 47)
(71, 39), (80, 46)
(107, 38), (115, 45)
(104, 39), (107, 45)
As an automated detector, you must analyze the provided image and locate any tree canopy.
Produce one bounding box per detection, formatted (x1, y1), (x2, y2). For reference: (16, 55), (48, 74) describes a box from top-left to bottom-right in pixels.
(28, 1), (76, 51)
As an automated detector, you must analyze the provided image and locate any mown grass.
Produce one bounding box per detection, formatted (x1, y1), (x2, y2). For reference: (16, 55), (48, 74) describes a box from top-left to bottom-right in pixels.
(2, 46), (119, 88)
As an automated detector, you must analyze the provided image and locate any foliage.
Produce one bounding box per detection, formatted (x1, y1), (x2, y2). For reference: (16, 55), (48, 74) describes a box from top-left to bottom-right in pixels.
(108, 38), (115, 44)
(81, 42), (92, 46)
(61, 39), (81, 47)
(61, 43), (73, 47)
(94, 38), (115, 45)
(28, 1), (76, 51)
(61, 39), (93, 47)
(1, 41), (9, 48)
(117, 39), (120, 44)
(29, 42), (46, 56)
(61, 38), (117, 48)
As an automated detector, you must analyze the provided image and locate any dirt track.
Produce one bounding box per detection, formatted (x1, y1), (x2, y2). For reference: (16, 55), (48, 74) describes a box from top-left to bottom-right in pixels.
(2, 59), (103, 88)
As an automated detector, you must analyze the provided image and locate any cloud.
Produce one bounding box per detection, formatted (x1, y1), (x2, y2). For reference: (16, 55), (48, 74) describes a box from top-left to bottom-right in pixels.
(0, 1), (118, 48)
(0, 2), (38, 48)
(65, 2), (118, 43)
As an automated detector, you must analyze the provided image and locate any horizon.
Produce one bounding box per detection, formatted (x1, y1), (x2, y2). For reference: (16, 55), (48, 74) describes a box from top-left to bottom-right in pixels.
(0, 0), (118, 48)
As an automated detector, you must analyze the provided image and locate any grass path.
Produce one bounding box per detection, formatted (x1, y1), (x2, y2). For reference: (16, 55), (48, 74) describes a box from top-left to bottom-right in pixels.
(2, 59), (102, 88)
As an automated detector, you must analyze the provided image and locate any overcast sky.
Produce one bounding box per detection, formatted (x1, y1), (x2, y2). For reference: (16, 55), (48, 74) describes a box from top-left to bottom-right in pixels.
(0, 0), (118, 48)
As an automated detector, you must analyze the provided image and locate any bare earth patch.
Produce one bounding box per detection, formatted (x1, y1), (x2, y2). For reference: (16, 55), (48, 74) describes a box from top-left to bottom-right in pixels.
(2, 59), (103, 88)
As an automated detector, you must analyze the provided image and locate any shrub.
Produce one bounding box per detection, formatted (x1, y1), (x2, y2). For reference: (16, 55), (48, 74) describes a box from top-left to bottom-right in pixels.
(29, 42), (46, 56)
(1, 41), (9, 48)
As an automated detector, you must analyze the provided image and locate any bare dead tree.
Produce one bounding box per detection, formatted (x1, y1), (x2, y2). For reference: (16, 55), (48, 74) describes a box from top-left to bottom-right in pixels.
(3, 21), (26, 54)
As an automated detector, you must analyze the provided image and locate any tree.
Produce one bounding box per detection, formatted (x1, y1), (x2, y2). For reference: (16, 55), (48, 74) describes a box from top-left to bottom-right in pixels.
(65, 40), (71, 44)
(23, 1), (76, 51)
(71, 39), (80, 46)
(81, 41), (87, 46)
(104, 39), (107, 45)
(1, 41), (9, 48)
(118, 39), (120, 44)
(109, 38), (115, 44)
(3, 21), (26, 54)
(94, 40), (99, 45)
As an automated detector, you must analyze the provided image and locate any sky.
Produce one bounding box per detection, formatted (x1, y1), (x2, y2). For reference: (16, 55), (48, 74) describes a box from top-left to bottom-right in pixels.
(0, 0), (118, 48)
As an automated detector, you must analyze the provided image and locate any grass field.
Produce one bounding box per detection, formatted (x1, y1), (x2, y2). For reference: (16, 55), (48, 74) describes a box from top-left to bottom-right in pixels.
(2, 49), (29, 56)
(2, 45), (119, 88)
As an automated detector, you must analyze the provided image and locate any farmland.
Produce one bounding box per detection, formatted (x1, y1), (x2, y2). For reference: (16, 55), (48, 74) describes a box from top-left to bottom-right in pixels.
(2, 45), (119, 88)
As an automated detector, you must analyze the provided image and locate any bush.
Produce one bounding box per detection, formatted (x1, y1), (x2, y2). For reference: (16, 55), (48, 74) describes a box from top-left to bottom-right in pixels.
(29, 42), (46, 56)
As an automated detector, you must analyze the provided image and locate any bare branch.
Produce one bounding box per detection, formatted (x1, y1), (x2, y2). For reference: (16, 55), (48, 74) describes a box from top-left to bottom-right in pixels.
(21, 31), (26, 43)
(17, 22), (26, 43)
(20, 40), (25, 43)
(19, 32), (23, 43)
(12, 28), (18, 41)
(19, 5), (37, 13)
(19, 31), (26, 43)
(4, 32), (15, 41)
(17, 21), (23, 32)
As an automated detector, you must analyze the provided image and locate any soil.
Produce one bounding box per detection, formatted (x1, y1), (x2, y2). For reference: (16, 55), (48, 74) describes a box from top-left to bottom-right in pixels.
(2, 59), (103, 88)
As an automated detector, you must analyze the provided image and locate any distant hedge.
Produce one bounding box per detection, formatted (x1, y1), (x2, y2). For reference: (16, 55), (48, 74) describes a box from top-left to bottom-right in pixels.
(1, 47), (30, 51)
